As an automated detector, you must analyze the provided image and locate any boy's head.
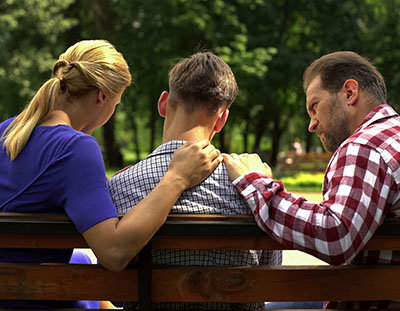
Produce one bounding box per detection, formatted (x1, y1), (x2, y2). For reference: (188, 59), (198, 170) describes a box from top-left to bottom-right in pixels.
(168, 52), (238, 115)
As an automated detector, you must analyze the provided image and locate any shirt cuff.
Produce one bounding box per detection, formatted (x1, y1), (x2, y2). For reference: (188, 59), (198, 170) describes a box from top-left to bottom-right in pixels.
(232, 174), (247, 186)
(232, 171), (271, 188)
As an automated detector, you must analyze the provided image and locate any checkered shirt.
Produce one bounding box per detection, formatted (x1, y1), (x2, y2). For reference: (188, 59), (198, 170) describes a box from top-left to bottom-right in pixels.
(233, 104), (400, 309)
(107, 140), (281, 311)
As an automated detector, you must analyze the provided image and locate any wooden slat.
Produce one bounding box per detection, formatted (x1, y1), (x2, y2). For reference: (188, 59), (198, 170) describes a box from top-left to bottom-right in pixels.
(363, 235), (400, 250)
(0, 263), (137, 301)
(0, 234), (88, 248)
(0, 263), (400, 302)
(0, 213), (398, 237)
(150, 265), (400, 302)
(1, 233), (399, 251)
(0, 212), (255, 222)
(152, 234), (400, 251)
(0, 213), (399, 251)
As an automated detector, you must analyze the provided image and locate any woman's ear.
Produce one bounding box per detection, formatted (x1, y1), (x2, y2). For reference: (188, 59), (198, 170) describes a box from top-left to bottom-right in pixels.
(158, 91), (169, 117)
(97, 90), (107, 107)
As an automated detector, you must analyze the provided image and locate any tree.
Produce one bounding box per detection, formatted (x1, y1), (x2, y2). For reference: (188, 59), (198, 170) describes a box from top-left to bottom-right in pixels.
(0, 0), (76, 120)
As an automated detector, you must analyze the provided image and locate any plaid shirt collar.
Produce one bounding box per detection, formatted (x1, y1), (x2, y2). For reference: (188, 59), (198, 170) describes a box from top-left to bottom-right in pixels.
(354, 104), (398, 133)
(146, 140), (187, 159)
(330, 104), (399, 160)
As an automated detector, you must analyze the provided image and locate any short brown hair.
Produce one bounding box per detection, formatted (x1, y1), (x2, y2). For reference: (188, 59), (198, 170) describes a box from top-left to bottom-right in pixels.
(303, 51), (386, 105)
(168, 52), (238, 114)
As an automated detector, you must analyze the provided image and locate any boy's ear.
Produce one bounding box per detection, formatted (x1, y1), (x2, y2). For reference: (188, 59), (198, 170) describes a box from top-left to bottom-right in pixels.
(158, 91), (169, 117)
(214, 109), (229, 133)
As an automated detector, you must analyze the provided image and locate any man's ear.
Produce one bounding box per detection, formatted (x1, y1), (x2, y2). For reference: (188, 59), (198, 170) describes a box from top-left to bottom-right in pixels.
(158, 91), (169, 117)
(214, 109), (229, 133)
(343, 79), (359, 106)
(97, 89), (106, 107)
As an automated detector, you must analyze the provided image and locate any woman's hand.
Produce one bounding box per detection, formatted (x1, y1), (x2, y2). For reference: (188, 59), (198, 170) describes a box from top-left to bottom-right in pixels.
(168, 140), (222, 189)
(222, 153), (272, 181)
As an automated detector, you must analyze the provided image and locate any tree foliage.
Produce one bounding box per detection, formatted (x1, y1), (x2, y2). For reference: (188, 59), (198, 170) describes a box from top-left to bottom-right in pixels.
(0, 0), (76, 118)
(1, 0), (400, 167)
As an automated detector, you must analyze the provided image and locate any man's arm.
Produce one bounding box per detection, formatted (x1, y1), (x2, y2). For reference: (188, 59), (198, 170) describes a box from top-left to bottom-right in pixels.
(229, 143), (394, 265)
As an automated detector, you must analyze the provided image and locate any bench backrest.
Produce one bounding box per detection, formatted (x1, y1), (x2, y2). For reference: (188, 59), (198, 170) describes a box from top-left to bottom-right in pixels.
(0, 213), (399, 310)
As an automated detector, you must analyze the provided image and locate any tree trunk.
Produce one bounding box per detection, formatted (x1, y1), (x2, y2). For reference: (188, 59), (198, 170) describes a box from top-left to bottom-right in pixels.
(103, 115), (123, 168)
(270, 117), (287, 167)
(131, 116), (141, 162)
(242, 115), (250, 152)
(252, 115), (267, 153)
(64, 1), (82, 46)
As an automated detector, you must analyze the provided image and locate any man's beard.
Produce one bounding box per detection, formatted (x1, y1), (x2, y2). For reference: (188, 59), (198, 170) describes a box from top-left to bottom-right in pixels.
(321, 96), (351, 153)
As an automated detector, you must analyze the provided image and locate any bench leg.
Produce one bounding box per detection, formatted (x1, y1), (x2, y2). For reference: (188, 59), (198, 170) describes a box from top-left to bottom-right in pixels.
(138, 241), (152, 311)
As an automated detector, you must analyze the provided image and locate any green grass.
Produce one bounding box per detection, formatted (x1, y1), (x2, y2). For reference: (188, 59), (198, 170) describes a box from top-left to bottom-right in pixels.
(280, 172), (324, 192)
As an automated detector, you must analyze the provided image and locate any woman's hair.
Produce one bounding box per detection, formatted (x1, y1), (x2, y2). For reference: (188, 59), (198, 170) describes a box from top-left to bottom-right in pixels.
(1, 39), (131, 160)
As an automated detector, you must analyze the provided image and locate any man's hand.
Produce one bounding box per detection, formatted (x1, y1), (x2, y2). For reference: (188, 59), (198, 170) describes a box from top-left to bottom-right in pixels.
(222, 153), (272, 181)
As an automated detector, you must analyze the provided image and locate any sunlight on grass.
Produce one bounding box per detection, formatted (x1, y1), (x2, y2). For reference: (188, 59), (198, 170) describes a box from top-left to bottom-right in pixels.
(295, 191), (322, 202)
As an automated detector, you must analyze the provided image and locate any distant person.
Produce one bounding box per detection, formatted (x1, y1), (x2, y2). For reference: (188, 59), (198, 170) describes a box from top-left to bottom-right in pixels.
(223, 51), (400, 309)
(293, 137), (303, 155)
(107, 51), (281, 310)
(0, 40), (221, 309)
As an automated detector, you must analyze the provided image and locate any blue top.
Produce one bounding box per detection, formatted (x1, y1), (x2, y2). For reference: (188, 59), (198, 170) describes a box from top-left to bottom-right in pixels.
(0, 117), (118, 308)
(0, 118), (117, 231)
(0, 118), (118, 259)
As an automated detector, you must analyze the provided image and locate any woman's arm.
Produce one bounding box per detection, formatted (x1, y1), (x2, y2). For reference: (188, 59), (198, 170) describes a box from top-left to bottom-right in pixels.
(83, 140), (221, 271)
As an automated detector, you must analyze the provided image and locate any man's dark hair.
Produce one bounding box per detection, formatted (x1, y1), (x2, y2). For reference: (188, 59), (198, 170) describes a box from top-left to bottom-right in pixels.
(168, 51), (238, 114)
(303, 51), (387, 105)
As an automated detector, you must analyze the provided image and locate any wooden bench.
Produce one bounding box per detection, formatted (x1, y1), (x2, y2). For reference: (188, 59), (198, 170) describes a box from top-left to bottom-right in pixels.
(278, 152), (332, 175)
(0, 212), (399, 310)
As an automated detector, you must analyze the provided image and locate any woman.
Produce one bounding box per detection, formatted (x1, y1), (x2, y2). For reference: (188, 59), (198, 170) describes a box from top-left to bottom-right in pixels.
(0, 40), (221, 308)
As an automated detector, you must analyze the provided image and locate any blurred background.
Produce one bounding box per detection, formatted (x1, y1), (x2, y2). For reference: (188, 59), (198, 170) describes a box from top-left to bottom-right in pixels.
(1, 0), (400, 185)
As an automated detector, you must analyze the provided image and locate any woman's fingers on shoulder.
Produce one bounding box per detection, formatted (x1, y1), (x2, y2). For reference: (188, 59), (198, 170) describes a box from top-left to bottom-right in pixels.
(185, 140), (221, 162)
(181, 140), (222, 170)
(183, 139), (210, 150)
(203, 143), (220, 157)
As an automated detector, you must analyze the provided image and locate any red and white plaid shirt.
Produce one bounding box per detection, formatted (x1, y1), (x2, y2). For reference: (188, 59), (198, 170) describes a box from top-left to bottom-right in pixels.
(233, 104), (400, 309)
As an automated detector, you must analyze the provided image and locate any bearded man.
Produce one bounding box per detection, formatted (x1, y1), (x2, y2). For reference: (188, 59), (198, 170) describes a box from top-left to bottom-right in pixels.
(223, 51), (400, 309)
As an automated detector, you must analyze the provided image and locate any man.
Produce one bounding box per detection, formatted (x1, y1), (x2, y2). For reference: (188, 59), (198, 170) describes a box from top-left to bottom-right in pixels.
(107, 51), (281, 310)
(223, 51), (400, 309)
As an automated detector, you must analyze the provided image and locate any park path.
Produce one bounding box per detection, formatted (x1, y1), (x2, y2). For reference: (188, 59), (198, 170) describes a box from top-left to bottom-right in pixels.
(284, 191), (326, 265)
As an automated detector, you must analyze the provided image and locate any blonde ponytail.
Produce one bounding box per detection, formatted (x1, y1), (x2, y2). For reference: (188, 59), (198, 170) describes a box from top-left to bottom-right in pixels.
(1, 39), (131, 161)
(2, 77), (62, 160)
